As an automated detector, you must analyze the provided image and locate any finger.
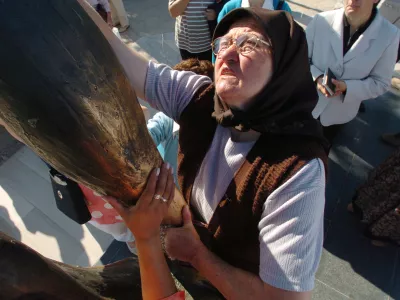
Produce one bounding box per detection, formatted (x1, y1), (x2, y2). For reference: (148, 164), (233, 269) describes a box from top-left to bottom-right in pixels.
(169, 184), (175, 208)
(163, 169), (175, 206)
(152, 163), (170, 205)
(182, 205), (192, 226)
(139, 167), (160, 207)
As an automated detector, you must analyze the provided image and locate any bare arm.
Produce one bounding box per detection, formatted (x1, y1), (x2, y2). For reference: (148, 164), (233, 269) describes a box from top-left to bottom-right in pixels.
(78, 0), (148, 99)
(108, 165), (178, 300)
(165, 209), (311, 300)
(192, 245), (311, 300)
(137, 238), (177, 300)
(168, 0), (191, 18)
(165, 161), (325, 299)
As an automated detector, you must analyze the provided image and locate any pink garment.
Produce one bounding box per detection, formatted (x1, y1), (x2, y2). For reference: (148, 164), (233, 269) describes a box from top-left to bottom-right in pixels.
(79, 184), (123, 225)
(162, 291), (185, 300)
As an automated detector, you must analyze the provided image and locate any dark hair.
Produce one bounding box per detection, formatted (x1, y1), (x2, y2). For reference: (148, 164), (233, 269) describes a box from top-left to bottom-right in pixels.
(173, 58), (214, 80)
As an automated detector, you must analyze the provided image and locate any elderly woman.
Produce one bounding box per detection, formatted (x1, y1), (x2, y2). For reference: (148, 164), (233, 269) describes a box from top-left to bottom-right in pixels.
(81, 4), (328, 299)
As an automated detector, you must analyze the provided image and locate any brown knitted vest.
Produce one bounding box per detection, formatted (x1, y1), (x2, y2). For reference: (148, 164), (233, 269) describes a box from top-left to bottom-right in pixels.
(177, 84), (328, 275)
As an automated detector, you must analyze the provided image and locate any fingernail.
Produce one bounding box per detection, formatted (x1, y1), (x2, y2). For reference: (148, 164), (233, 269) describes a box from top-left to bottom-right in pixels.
(166, 163), (170, 170)
(156, 168), (160, 176)
(171, 167), (174, 174)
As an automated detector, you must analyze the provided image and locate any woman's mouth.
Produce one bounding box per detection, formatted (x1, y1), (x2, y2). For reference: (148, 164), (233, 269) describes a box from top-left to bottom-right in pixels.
(220, 68), (236, 76)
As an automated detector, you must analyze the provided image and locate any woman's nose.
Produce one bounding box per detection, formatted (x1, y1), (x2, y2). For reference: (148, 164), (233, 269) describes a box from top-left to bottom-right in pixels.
(219, 44), (239, 62)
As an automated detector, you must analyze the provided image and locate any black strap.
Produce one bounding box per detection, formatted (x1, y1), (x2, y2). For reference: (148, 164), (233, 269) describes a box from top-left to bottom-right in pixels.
(277, 0), (285, 10)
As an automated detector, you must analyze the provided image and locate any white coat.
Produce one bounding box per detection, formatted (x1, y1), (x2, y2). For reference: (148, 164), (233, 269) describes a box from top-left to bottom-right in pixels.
(306, 8), (400, 126)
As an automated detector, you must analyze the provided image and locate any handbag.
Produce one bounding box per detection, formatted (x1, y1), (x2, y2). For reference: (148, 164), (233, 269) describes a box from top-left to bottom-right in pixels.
(49, 168), (91, 224)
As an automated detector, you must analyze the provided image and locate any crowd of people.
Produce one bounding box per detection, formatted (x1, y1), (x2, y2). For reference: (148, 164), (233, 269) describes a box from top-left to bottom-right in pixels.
(1, 0), (400, 299)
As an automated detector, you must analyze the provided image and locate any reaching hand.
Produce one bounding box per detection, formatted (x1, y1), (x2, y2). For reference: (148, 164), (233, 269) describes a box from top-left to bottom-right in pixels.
(107, 163), (175, 241)
(204, 9), (217, 21)
(164, 205), (203, 263)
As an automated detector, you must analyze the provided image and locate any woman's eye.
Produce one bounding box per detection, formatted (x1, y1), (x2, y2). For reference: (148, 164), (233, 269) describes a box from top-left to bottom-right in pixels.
(241, 40), (257, 51)
(219, 41), (230, 50)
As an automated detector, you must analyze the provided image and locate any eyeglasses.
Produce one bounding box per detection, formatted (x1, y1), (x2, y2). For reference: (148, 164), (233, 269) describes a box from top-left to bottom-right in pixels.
(211, 33), (272, 56)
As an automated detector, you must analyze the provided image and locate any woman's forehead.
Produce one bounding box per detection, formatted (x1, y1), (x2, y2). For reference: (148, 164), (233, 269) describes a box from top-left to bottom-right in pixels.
(225, 19), (265, 38)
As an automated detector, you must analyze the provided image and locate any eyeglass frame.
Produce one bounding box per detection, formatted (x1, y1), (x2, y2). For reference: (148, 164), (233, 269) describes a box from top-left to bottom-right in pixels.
(211, 33), (272, 57)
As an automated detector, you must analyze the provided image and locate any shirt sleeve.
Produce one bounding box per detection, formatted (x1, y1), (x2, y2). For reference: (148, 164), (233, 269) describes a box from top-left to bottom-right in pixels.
(98, 0), (111, 12)
(147, 112), (174, 147)
(258, 158), (325, 292)
(145, 61), (212, 121)
(305, 14), (324, 81)
(343, 29), (400, 104)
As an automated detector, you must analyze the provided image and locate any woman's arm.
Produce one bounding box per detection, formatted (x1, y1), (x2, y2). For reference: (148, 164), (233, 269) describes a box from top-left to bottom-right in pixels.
(78, 0), (148, 99)
(107, 164), (178, 300)
(164, 205), (313, 300)
(305, 14), (324, 81)
(169, 0), (191, 18)
(165, 159), (325, 299)
(343, 33), (400, 104)
(137, 237), (177, 300)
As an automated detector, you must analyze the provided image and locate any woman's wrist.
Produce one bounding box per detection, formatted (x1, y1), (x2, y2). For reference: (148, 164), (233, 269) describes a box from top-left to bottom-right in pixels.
(135, 234), (161, 247)
(315, 74), (323, 84)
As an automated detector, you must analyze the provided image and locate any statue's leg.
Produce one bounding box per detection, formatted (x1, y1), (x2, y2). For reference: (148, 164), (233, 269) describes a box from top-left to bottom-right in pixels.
(0, 232), (142, 299)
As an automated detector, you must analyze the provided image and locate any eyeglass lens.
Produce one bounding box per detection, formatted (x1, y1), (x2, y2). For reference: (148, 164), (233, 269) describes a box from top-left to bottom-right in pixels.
(213, 34), (259, 55)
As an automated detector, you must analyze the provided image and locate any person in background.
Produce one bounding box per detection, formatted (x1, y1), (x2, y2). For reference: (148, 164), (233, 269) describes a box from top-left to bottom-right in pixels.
(348, 148), (400, 247)
(206, 0), (231, 39)
(109, 0), (130, 33)
(86, 0), (113, 27)
(377, 0), (400, 90)
(218, 0), (291, 22)
(168, 0), (214, 61)
(306, 0), (400, 145)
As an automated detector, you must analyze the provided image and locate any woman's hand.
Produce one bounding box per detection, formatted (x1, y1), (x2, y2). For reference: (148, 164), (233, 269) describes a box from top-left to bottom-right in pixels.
(106, 12), (113, 28)
(331, 79), (347, 97)
(204, 9), (217, 21)
(315, 76), (331, 97)
(107, 163), (175, 241)
(316, 76), (347, 98)
(164, 206), (203, 263)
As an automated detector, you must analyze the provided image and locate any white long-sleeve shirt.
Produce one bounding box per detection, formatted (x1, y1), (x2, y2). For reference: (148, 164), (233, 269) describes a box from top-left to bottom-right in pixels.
(145, 61), (325, 292)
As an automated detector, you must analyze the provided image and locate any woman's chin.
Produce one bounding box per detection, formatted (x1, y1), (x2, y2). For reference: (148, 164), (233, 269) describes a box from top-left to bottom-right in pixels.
(216, 82), (240, 99)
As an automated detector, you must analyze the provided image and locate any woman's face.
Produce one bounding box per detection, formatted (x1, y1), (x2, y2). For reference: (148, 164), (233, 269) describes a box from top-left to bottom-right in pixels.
(214, 19), (273, 110)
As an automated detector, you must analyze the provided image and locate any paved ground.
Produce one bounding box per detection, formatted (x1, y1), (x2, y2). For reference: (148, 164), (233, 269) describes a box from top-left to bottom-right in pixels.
(0, 0), (399, 298)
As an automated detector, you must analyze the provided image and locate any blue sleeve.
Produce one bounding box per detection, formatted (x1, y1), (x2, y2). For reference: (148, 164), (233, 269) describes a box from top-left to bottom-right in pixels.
(282, 2), (292, 13)
(147, 112), (174, 147)
(217, 4), (228, 23)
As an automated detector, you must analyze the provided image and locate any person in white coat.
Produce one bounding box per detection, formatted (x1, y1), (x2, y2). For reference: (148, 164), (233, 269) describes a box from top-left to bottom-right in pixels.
(306, 0), (400, 143)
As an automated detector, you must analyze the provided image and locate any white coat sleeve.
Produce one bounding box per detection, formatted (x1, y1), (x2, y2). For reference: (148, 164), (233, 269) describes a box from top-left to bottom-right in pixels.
(306, 14), (324, 81)
(343, 30), (400, 103)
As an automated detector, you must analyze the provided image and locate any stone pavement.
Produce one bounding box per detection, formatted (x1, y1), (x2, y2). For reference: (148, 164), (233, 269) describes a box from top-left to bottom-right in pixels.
(0, 0), (399, 298)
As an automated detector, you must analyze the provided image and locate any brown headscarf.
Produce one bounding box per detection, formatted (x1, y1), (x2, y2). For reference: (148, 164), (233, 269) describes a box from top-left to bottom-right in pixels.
(212, 8), (326, 143)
